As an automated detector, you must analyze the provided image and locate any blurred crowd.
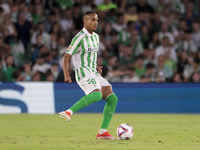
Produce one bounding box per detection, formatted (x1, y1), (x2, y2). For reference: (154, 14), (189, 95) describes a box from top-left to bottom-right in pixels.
(0, 0), (200, 83)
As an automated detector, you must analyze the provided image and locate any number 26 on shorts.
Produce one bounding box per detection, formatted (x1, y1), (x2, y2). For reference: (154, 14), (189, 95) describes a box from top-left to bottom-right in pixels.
(87, 78), (96, 84)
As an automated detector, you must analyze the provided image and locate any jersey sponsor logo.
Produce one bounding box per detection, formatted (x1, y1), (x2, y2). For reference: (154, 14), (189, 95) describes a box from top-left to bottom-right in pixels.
(88, 48), (92, 52)
(87, 47), (98, 52)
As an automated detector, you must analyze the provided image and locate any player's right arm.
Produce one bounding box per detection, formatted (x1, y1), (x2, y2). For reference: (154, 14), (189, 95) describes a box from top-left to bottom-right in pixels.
(63, 34), (84, 83)
(63, 53), (72, 83)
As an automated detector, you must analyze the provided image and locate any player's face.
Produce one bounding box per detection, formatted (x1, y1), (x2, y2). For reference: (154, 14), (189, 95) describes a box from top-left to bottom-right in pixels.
(85, 13), (98, 31)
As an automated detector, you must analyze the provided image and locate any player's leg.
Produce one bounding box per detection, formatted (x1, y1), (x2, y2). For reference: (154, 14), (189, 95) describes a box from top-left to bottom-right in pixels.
(59, 89), (102, 121)
(69, 89), (102, 113)
(96, 85), (118, 139)
(60, 72), (102, 121)
(100, 86), (118, 130)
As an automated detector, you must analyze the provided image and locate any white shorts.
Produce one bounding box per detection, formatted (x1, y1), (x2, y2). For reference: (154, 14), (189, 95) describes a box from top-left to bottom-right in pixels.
(77, 72), (111, 95)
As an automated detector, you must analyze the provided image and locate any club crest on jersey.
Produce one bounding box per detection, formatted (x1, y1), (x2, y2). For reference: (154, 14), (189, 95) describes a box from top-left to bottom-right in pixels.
(68, 46), (72, 50)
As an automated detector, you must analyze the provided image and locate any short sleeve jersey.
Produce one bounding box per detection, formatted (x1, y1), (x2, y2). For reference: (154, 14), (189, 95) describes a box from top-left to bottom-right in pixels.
(66, 28), (100, 80)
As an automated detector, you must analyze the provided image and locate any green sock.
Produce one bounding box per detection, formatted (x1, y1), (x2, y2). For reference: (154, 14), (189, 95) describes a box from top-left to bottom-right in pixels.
(70, 92), (102, 113)
(100, 93), (118, 129)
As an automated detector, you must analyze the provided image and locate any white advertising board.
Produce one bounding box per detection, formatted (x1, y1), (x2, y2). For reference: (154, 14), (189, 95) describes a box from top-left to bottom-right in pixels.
(0, 82), (55, 114)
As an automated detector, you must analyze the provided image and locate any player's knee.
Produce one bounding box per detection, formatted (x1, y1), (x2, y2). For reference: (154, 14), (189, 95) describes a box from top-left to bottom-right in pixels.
(107, 94), (118, 105)
(92, 91), (102, 102)
(112, 94), (118, 105)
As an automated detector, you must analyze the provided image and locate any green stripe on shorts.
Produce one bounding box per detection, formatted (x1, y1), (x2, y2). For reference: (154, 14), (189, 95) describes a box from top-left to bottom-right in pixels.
(83, 66), (91, 73)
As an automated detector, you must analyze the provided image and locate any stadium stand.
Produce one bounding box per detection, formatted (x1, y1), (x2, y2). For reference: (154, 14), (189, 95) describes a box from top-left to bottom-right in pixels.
(0, 0), (200, 83)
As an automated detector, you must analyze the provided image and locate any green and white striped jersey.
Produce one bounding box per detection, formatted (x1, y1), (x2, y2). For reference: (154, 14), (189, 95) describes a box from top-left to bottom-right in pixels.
(66, 28), (100, 81)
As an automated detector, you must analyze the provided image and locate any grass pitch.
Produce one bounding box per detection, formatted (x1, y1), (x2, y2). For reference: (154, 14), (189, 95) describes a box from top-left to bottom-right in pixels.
(0, 114), (200, 150)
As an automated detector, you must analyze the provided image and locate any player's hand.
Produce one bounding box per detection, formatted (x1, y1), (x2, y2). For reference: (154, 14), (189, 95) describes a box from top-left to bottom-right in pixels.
(96, 66), (103, 75)
(64, 74), (72, 83)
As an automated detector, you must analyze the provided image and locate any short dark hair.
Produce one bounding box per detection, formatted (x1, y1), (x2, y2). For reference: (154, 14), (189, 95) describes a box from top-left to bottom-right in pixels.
(0, 7), (4, 13)
(49, 11), (56, 16)
(12, 70), (21, 79)
(65, 8), (71, 12)
(162, 36), (169, 41)
(117, 12), (124, 18)
(194, 57), (200, 64)
(127, 21), (134, 27)
(37, 22), (44, 26)
(129, 4), (136, 8)
(185, 30), (191, 34)
(5, 53), (13, 60)
(135, 54), (145, 61)
(17, 11), (25, 20)
(146, 63), (155, 69)
(91, 4), (97, 9)
(73, 3), (80, 8)
(128, 67), (135, 72)
(19, 1), (25, 5)
(37, 53), (44, 59)
(192, 21), (199, 25)
(83, 11), (96, 17)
